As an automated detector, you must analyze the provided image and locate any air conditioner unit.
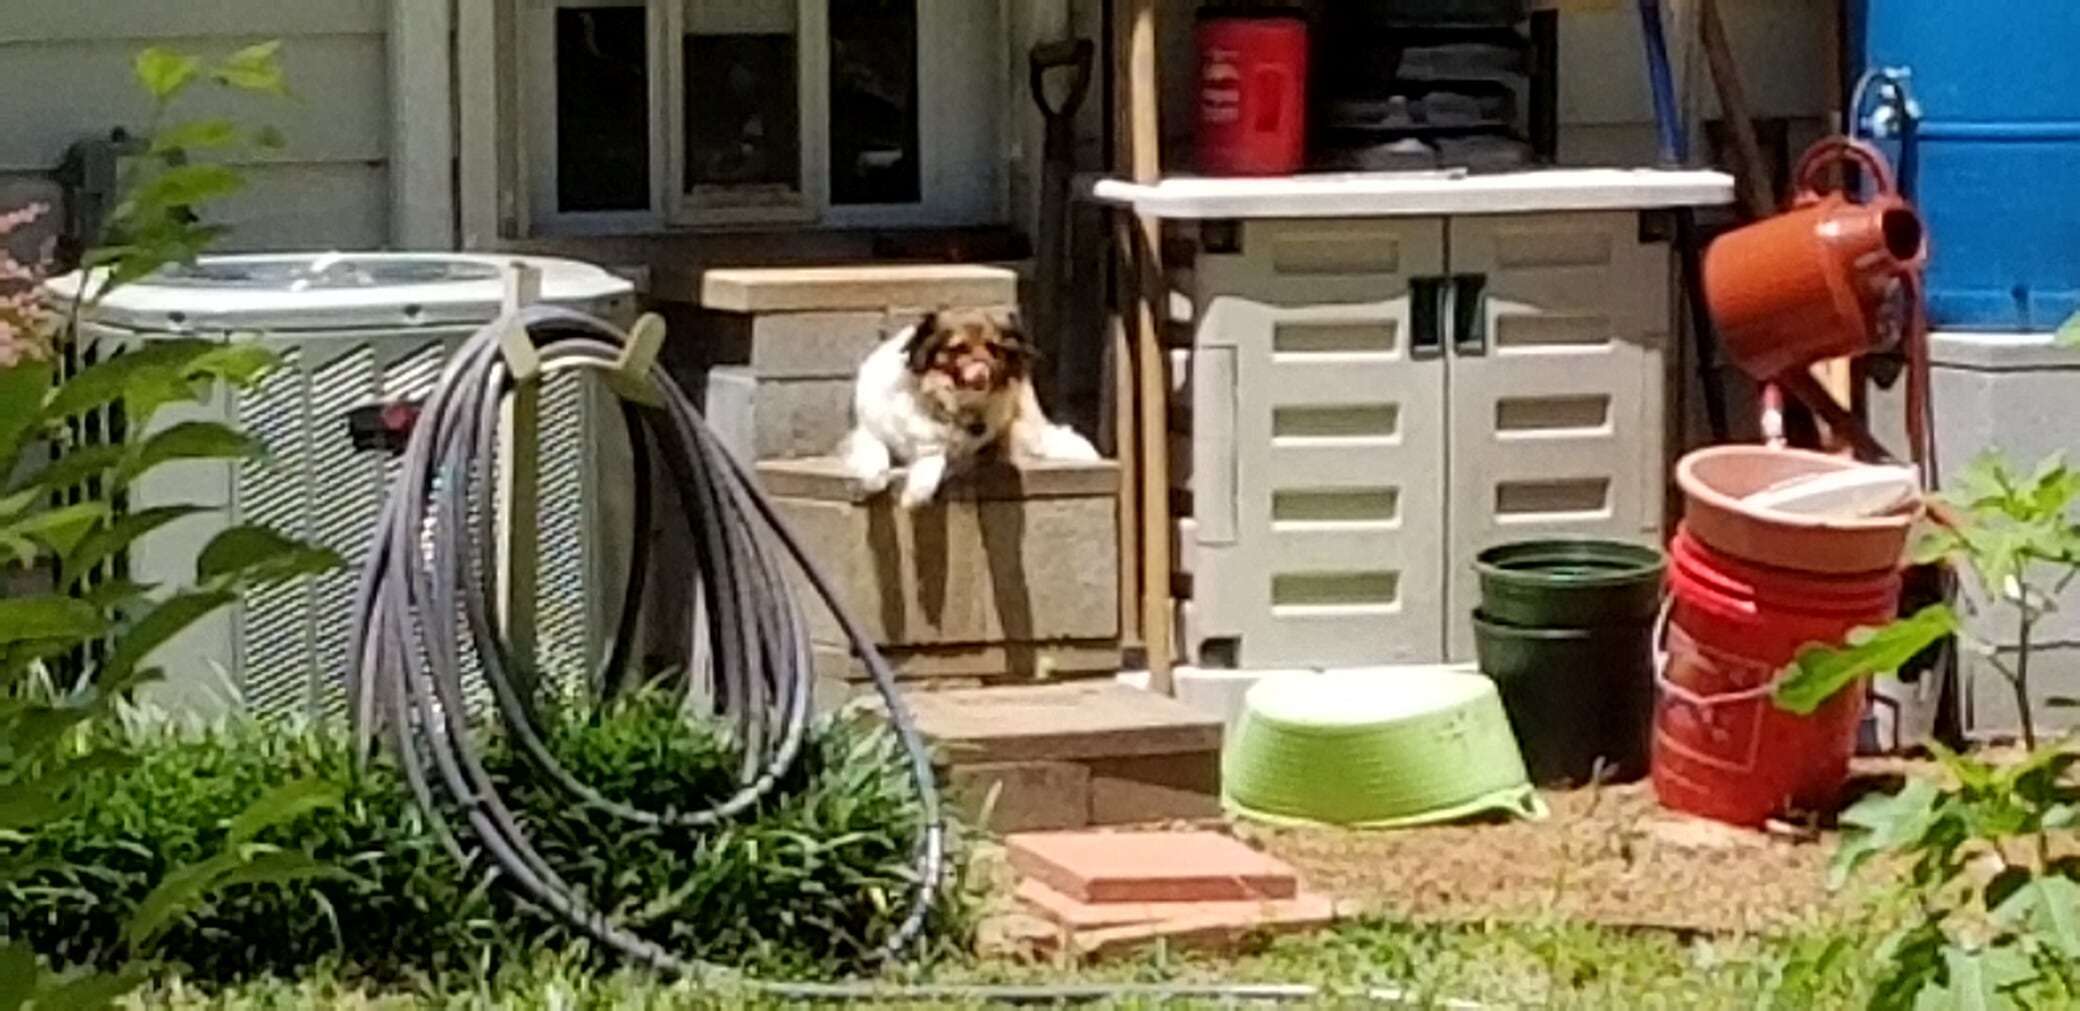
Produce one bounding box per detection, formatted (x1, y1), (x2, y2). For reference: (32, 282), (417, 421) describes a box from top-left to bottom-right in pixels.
(42, 253), (641, 721)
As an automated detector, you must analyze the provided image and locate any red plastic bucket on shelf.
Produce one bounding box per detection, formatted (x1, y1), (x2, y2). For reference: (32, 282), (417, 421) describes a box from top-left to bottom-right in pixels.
(1652, 528), (1902, 827)
(1195, 9), (1308, 176)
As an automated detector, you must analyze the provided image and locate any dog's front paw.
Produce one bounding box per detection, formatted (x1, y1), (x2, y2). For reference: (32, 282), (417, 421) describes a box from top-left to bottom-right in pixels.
(1038, 425), (1102, 462)
(898, 455), (948, 510)
(838, 429), (894, 494)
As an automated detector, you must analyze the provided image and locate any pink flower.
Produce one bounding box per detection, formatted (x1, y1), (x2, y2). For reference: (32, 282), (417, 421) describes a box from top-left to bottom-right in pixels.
(0, 202), (46, 236)
(0, 200), (53, 367)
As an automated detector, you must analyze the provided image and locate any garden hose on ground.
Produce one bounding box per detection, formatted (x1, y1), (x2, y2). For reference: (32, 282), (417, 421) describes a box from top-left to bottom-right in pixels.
(341, 309), (1431, 1005)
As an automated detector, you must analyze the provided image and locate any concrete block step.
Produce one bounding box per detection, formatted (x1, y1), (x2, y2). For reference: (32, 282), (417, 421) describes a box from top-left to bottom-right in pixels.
(883, 682), (1222, 831)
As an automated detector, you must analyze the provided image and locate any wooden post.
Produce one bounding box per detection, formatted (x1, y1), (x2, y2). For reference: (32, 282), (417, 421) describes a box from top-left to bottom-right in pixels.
(1815, 0), (1859, 431)
(1113, 0), (1173, 692)
(456, 0), (500, 250)
(497, 262), (542, 682)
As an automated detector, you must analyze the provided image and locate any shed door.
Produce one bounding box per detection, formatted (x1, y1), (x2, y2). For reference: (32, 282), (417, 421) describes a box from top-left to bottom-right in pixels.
(1443, 211), (1671, 661)
(1192, 219), (1449, 668)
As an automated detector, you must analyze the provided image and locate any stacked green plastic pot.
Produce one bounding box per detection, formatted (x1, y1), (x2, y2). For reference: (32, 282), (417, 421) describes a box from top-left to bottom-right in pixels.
(1471, 540), (1666, 787)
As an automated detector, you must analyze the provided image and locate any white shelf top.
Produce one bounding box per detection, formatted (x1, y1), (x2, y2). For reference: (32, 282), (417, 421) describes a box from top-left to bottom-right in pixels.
(1090, 168), (1736, 219)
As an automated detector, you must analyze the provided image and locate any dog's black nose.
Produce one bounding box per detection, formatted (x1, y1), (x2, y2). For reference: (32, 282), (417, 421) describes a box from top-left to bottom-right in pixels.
(966, 421), (988, 438)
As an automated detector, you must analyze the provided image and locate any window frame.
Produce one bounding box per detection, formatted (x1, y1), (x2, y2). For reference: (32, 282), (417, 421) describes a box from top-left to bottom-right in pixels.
(515, 0), (1007, 237)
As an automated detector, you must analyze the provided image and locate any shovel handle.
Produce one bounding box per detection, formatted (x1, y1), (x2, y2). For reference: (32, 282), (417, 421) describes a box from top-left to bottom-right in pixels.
(1031, 39), (1095, 122)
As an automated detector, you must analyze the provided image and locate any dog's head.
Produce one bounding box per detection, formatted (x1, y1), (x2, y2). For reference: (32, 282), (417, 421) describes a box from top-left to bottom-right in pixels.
(903, 309), (1034, 399)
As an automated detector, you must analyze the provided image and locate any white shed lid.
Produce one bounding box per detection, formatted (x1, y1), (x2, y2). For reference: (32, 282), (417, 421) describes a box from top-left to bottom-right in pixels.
(44, 252), (634, 333)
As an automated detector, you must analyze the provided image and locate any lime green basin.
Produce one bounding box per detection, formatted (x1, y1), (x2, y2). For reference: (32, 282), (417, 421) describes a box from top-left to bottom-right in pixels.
(1223, 669), (1545, 829)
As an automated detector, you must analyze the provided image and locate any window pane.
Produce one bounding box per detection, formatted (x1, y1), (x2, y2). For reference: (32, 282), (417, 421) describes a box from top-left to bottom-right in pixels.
(555, 7), (651, 214)
(828, 0), (920, 205)
(683, 24), (802, 200)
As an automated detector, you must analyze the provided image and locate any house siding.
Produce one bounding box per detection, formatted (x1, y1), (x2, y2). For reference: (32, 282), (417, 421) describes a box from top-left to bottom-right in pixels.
(0, 0), (394, 251)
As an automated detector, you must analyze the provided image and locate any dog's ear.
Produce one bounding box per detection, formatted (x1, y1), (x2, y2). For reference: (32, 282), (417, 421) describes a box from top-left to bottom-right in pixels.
(904, 311), (941, 373)
(995, 312), (1040, 376)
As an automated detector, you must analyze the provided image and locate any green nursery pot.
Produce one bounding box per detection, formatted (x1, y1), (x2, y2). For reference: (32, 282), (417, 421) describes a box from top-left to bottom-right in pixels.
(1473, 539), (1666, 628)
(1472, 613), (1655, 787)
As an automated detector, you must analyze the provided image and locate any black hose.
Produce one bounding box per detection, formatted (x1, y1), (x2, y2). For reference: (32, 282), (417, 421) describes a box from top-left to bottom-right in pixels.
(344, 307), (945, 981)
(340, 310), (1450, 1005)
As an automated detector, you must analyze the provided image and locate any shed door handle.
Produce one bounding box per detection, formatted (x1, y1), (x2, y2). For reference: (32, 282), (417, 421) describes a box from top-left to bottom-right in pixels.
(1452, 273), (1489, 357)
(1410, 276), (1447, 360)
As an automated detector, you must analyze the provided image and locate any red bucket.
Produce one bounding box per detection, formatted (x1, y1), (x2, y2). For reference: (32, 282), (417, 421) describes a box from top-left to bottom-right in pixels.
(1652, 528), (1901, 827)
(1195, 10), (1308, 176)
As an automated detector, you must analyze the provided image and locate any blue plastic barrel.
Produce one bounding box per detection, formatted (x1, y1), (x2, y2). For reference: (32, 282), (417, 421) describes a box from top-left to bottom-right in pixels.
(1852, 2), (2080, 332)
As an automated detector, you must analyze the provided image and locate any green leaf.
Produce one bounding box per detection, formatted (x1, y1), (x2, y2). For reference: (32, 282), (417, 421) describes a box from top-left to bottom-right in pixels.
(2058, 312), (2080, 349)
(79, 577), (156, 614)
(124, 851), (238, 949)
(125, 848), (344, 951)
(118, 420), (263, 483)
(1992, 875), (2080, 959)
(197, 525), (341, 589)
(63, 504), (213, 588)
(227, 779), (345, 844)
(212, 848), (355, 892)
(1922, 943), (2034, 1011)
(183, 342), (279, 388)
(42, 339), (214, 420)
(0, 362), (54, 478)
(253, 125), (288, 151)
(1914, 526), (1968, 567)
(1775, 605), (1962, 715)
(1832, 778), (1944, 889)
(1927, 740), (1998, 793)
(0, 501), (109, 559)
(10, 445), (125, 501)
(211, 41), (287, 96)
(101, 589), (237, 684)
(126, 163), (245, 215)
(0, 597), (106, 646)
(31, 965), (149, 1011)
(0, 941), (37, 1011)
(133, 47), (201, 100)
(0, 783), (70, 831)
(150, 118), (242, 155)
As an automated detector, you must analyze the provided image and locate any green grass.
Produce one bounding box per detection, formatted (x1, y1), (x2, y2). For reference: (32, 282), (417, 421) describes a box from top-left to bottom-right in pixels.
(135, 916), (1881, 1010)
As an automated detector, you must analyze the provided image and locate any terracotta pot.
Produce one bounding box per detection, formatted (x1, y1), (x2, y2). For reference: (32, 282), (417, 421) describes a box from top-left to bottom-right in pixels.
(1675, 445), (1921, 575)
(1704, 138), (1927, 382)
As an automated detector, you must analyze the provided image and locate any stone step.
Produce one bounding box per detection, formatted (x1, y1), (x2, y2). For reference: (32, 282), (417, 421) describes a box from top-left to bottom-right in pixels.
(881, 681), (1221, 831)
(1006, 830), (1299, 904)
(702, 264), (1018, 315)
(761, 458), (1121, 649)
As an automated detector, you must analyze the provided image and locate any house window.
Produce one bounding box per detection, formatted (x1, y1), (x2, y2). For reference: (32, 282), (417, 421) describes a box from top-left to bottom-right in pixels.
(523, 0), (1004, 235)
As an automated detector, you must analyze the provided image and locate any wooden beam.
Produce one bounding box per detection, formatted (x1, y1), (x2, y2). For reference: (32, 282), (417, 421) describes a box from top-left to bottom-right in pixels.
(456, 0), (501, 249)
(1112, 0), (1172, 692)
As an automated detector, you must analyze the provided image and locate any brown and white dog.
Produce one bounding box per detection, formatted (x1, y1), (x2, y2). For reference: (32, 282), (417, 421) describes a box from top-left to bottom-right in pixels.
(838, 308), (1099, 508)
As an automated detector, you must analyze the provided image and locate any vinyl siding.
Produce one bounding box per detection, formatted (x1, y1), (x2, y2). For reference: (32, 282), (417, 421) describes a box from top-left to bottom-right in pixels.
(0, 0), (392, 250)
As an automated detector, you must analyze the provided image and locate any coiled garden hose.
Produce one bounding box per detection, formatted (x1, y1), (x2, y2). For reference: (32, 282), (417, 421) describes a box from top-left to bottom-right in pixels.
(343, 306), (945, 983)
(341, 310), (1441, 1005)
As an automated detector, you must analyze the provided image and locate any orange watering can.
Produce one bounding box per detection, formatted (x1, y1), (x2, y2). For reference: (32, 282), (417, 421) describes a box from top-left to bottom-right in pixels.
(1705, 137), (1926, 382)
(1703, 137), (1933, 477)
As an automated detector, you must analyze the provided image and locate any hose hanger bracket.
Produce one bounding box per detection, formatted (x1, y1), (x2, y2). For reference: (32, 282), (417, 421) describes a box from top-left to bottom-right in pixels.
(604, 312), (668, 408)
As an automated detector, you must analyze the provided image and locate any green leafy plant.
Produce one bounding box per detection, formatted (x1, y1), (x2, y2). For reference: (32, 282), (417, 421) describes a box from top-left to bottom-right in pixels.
(0, 43), (349, 1008)
(2, 703), (969, 985)
(1772, 450), (2080, 1009)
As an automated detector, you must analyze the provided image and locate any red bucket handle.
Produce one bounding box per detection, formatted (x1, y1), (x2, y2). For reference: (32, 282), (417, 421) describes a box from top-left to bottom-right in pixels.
(1653, 598), (1792, 709)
